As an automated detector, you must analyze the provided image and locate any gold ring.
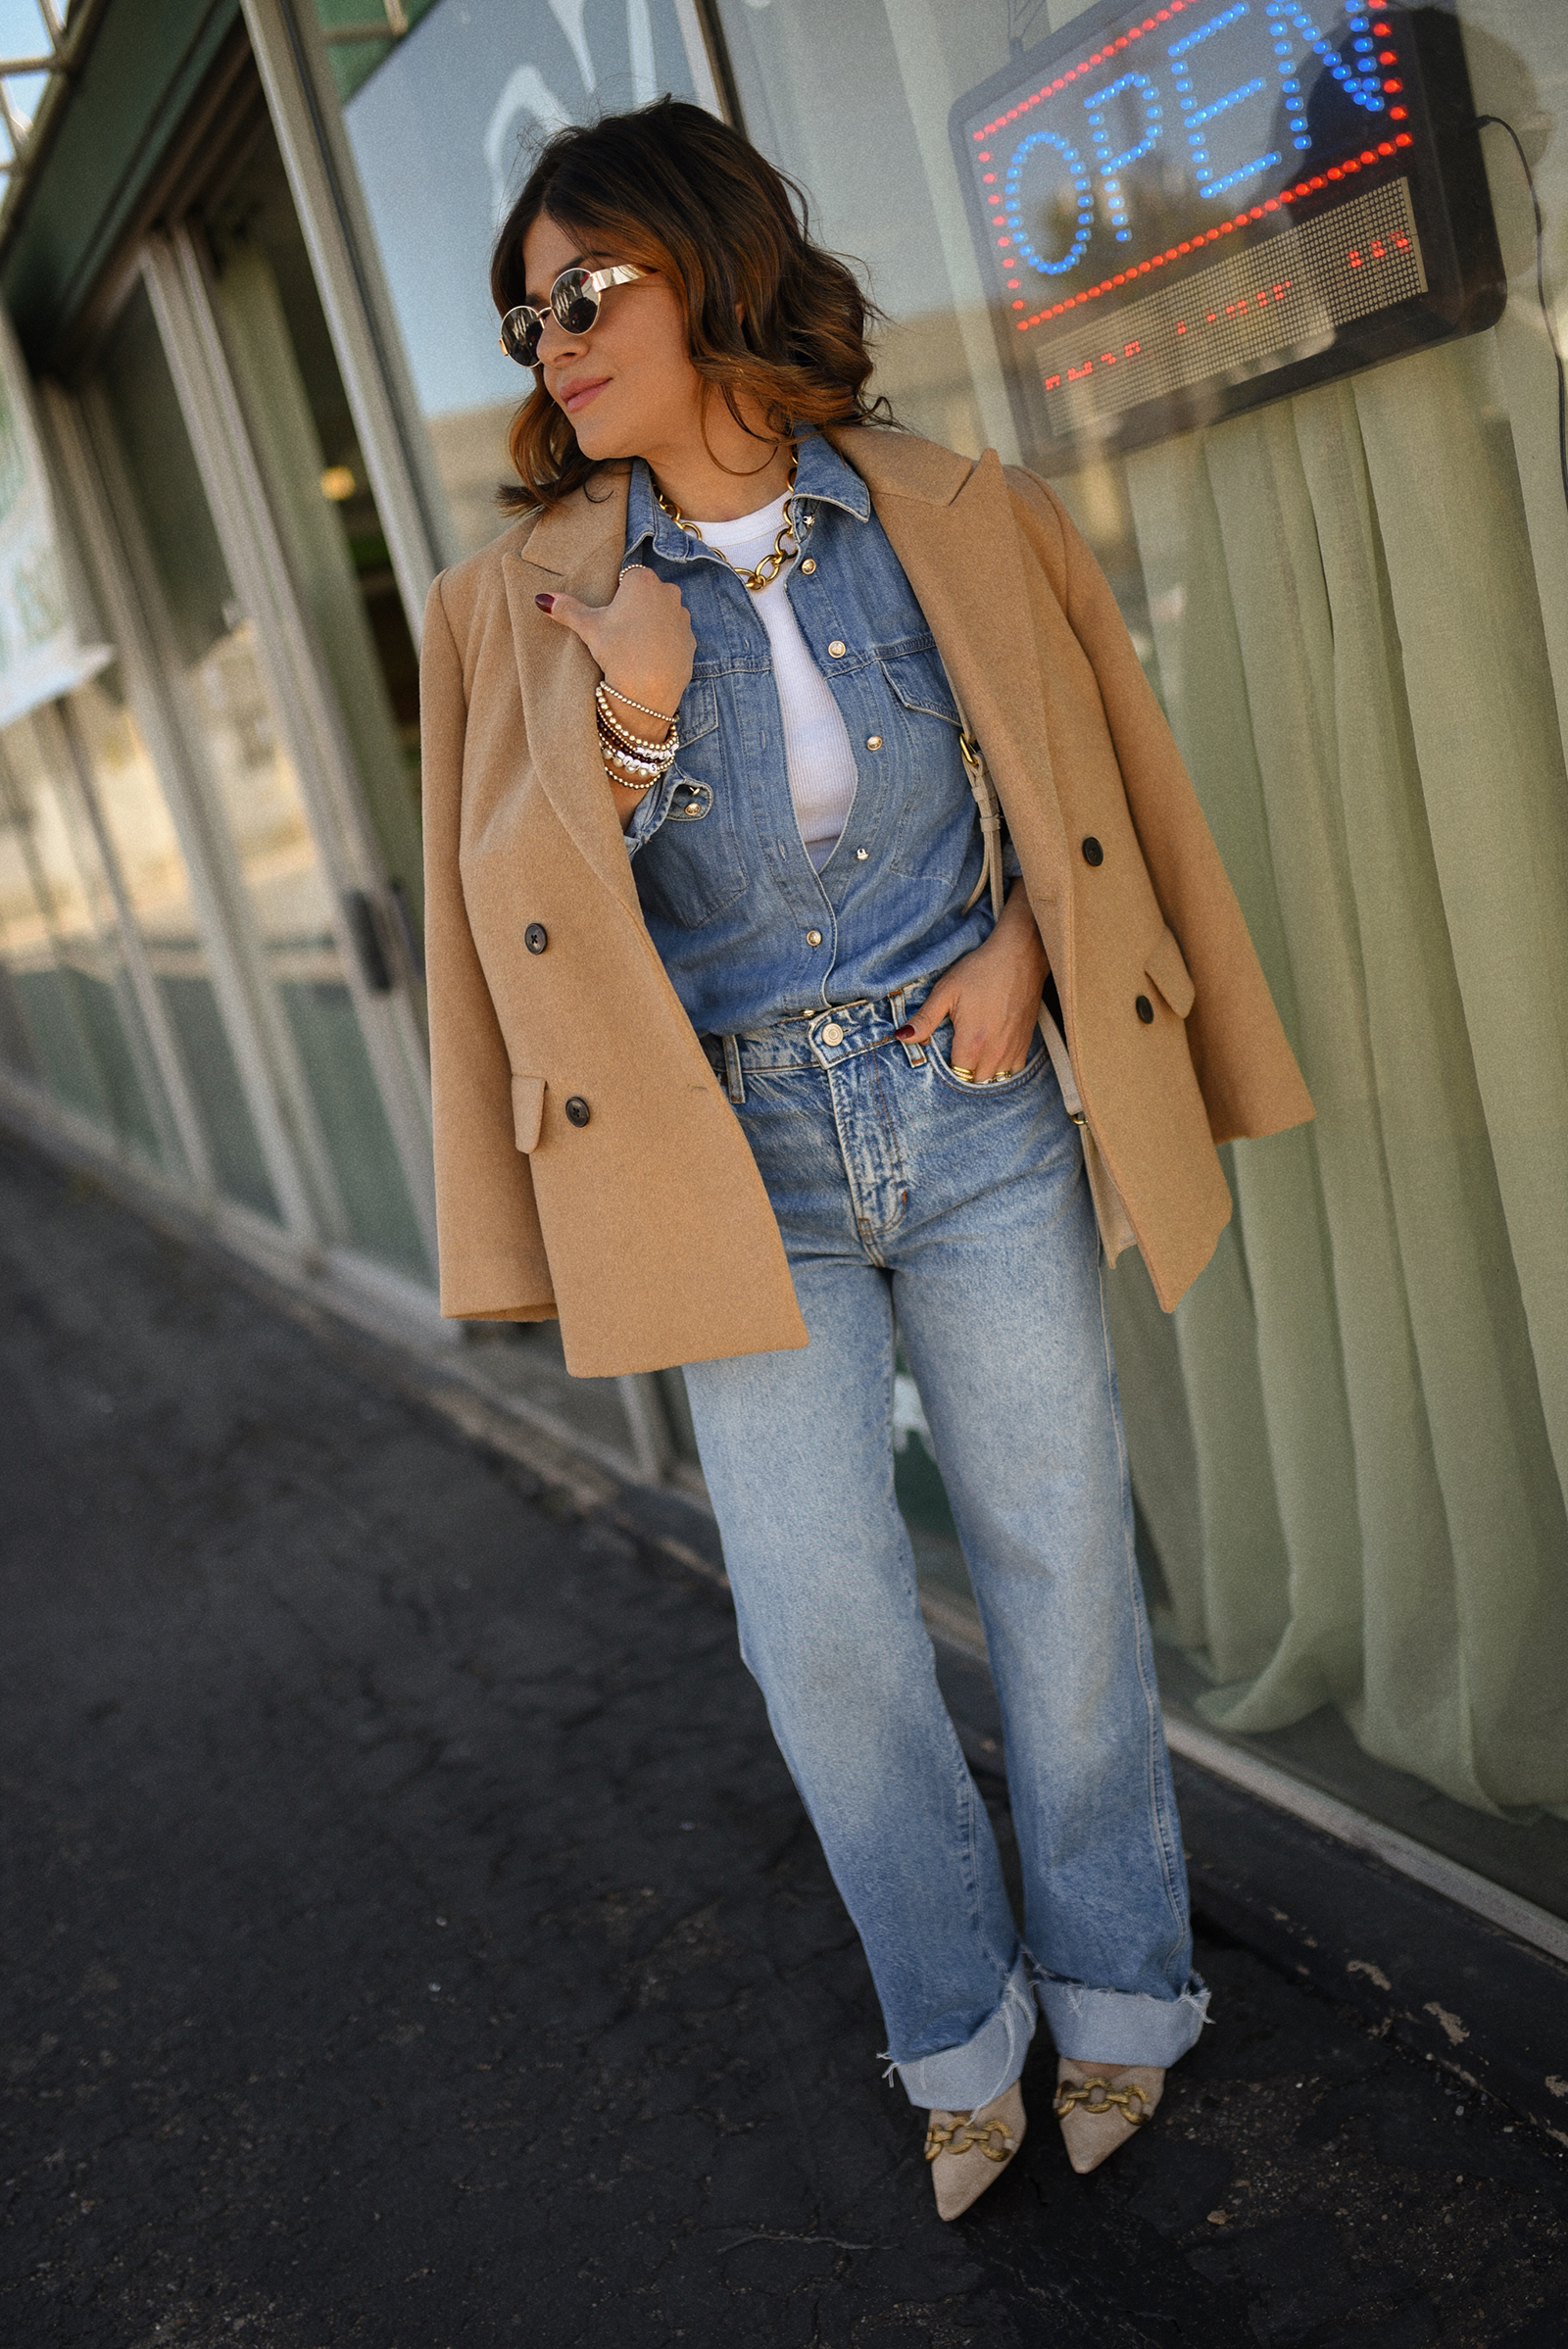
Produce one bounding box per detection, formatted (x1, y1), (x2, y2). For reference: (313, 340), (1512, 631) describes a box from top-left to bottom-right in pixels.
(989, 1068), (1015, 1083)
(952, 1064), (976, 1083)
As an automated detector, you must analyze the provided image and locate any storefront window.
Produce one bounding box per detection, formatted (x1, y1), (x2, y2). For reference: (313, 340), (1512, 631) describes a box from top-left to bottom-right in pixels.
(0, 704), (171, 1161)
(326, 0), (717, 556)
(60, 670), (283, 1221)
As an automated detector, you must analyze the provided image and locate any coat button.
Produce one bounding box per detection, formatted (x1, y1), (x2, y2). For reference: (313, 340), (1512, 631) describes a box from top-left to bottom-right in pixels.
(820, 1022), (844, 1046)
(827, 640), (847, 657)
(564, 1096), (591, 1126)
(807, 929), (823, 947)
(1135, 995), (1154, 1024)
(1081, 837), (1103, 867)
(524, 922), (549, 954)
(800, 558), (816, 574)
(866, 735), (883, 751)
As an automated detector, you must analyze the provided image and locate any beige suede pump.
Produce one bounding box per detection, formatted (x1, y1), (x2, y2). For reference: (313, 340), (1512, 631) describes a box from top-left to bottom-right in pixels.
(1054, 2057), (1165, 2174)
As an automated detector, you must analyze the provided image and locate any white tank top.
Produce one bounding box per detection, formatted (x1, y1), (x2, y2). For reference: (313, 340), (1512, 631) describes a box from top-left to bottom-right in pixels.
(699, 496), (859, 871)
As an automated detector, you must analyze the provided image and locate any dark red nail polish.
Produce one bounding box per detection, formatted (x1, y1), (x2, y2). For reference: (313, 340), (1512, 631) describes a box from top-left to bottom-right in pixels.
(534, 592), (555, 612)
(894, 1024), (915, 1040)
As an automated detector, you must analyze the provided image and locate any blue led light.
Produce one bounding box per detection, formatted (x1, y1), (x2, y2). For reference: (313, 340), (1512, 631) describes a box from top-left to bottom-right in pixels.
(1084, 71), (1164, 238)
(1004, 127), (1095, 275)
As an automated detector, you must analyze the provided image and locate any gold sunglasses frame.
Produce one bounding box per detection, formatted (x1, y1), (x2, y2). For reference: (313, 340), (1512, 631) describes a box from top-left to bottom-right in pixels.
(498, 265), (648, 367)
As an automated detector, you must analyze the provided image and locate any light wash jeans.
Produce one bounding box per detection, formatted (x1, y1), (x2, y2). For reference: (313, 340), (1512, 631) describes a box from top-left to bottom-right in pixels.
(683, 993), (1208, 2112)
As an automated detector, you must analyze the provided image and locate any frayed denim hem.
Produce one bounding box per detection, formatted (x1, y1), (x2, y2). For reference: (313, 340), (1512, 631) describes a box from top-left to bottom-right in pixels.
(889, 1956), (1036, 2111)
(1033, 1971), (1210, 2066)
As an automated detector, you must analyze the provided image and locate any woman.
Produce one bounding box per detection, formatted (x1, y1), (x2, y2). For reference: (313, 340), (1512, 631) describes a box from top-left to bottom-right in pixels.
(420, 98), (1311, 2219)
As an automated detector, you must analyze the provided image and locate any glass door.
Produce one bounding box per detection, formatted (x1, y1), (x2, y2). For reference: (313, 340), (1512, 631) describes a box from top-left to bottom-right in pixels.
(72, 265), (434, 1285)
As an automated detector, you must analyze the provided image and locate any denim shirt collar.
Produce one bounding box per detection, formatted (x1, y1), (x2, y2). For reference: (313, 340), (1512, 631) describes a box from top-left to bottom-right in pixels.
(624, 429), (872, 564)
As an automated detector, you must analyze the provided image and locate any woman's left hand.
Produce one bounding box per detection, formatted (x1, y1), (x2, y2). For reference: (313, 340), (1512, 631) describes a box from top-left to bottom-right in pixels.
(895, 883), (1051, 1083)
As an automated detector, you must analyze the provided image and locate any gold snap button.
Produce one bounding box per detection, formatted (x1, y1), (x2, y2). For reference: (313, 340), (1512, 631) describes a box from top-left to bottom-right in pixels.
(800, 558), (816, 574)
(828, 640), (847, 658)
(821, 1022), (844, 1046)
(866, 735), (883, 751)
(855, 847), (868, 860)
(807, 929), (822, 947)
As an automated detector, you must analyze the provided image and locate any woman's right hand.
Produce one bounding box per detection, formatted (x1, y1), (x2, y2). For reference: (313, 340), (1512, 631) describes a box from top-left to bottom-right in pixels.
(535, 565), (695, 724)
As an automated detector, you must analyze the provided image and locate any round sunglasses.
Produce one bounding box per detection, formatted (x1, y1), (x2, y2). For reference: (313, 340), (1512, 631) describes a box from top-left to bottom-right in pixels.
(498, 264), (649, 367)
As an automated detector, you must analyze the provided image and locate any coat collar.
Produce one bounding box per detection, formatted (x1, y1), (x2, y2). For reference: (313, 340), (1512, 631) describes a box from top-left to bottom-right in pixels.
(503, 470), (640, 914)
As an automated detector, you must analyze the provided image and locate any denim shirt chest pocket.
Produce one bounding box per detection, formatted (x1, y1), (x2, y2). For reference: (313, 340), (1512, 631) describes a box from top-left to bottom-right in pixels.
(872, 639), (971, 887)
(629, 677), (750, 931)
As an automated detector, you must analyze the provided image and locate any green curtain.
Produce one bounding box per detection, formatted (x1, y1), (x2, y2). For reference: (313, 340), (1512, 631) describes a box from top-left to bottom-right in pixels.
(1106, 330), (1568, 1816)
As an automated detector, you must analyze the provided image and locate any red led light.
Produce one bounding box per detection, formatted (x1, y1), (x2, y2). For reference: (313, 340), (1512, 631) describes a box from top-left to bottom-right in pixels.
(1390, 106), (1407, 120)
(1384, 77), (1402, 92)
(1360, 149), (1376, 163)
(1396, 132), (1412, 146)
(1377, 140), (1394, 155)
(1378, 50), (1396, 64)
(983, 171), (996, 181)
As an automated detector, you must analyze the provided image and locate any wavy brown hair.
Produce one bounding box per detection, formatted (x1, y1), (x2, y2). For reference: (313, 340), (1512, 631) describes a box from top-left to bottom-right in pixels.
(491, 98), (895, 512)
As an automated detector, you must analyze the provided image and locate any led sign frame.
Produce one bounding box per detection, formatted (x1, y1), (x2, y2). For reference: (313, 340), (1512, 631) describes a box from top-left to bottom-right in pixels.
(951, 1), (1503, 468)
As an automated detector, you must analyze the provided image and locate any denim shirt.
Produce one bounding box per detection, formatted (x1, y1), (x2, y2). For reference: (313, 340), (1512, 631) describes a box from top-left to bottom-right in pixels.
(620, 432), (1013, 1038)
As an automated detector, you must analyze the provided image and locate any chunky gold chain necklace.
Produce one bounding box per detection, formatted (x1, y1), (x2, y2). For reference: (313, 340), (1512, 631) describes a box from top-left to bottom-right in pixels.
(652, 454), (799, 593)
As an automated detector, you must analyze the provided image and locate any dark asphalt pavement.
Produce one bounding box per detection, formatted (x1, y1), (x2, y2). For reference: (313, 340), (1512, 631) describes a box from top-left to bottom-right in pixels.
(1, 1134), (1565, 2349)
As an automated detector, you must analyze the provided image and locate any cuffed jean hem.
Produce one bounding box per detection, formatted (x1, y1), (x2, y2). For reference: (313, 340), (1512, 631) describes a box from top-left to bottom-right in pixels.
(891, 1957), (1036, 2112)
(1035, 1973), (1210, 2066)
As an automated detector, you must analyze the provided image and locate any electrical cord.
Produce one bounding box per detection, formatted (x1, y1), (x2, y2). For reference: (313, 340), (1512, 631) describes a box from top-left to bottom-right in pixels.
(1475, 114), (1568, 524)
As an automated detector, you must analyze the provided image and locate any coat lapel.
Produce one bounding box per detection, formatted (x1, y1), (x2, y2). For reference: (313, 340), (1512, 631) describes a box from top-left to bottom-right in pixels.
(503, 469), (640, 915)
(832, 430), (1076, 989)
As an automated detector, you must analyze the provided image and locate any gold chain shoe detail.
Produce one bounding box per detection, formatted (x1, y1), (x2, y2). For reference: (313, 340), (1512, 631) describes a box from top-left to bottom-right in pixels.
(1052, 2077), (1154, 2124)
(924, 2081), (1027, 2220)
(925, 2113), (1017, 2163)
(1054, 2058), (1165, 2176)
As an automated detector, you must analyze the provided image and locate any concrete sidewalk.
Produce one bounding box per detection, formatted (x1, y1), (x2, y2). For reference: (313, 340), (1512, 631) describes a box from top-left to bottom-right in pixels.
(1, 1135), (1564, 2349)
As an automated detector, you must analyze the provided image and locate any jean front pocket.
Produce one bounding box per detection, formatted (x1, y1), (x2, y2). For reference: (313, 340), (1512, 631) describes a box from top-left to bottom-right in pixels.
(925, 1019), (1048, 1098)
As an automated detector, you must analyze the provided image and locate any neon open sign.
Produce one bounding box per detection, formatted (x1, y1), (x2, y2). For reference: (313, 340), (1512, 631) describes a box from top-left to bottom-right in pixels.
(952, 1), (1502, 466)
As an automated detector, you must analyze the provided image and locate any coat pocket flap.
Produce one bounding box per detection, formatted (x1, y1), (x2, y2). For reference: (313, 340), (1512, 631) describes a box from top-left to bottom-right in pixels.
(1145, 925), (1196, 1020)
(510, 1073), (546, 1153)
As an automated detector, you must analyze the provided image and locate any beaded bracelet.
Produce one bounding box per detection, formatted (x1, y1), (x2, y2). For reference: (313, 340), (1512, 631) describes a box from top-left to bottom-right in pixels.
(596, 709), (675, 790)
(594, 679), (680, 758)
(595, 685), (679, 773)
(602, 679), (678, 726)
(599, 743), (661, 791)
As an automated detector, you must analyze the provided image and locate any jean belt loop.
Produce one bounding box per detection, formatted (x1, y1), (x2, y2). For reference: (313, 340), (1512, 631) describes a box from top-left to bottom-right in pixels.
(721, 1034), (746, 1106)
(890, 987), (926, 1069)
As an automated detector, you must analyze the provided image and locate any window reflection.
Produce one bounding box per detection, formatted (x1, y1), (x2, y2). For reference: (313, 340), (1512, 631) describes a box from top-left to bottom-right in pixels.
(61, 671), (282, 1219)
(0, 710), (168, 1157)
(332, 0), (711, 556)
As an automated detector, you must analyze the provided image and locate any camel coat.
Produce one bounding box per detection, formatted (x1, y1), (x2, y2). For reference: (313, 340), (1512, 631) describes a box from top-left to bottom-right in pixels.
(419, 424), (1312, 1376)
